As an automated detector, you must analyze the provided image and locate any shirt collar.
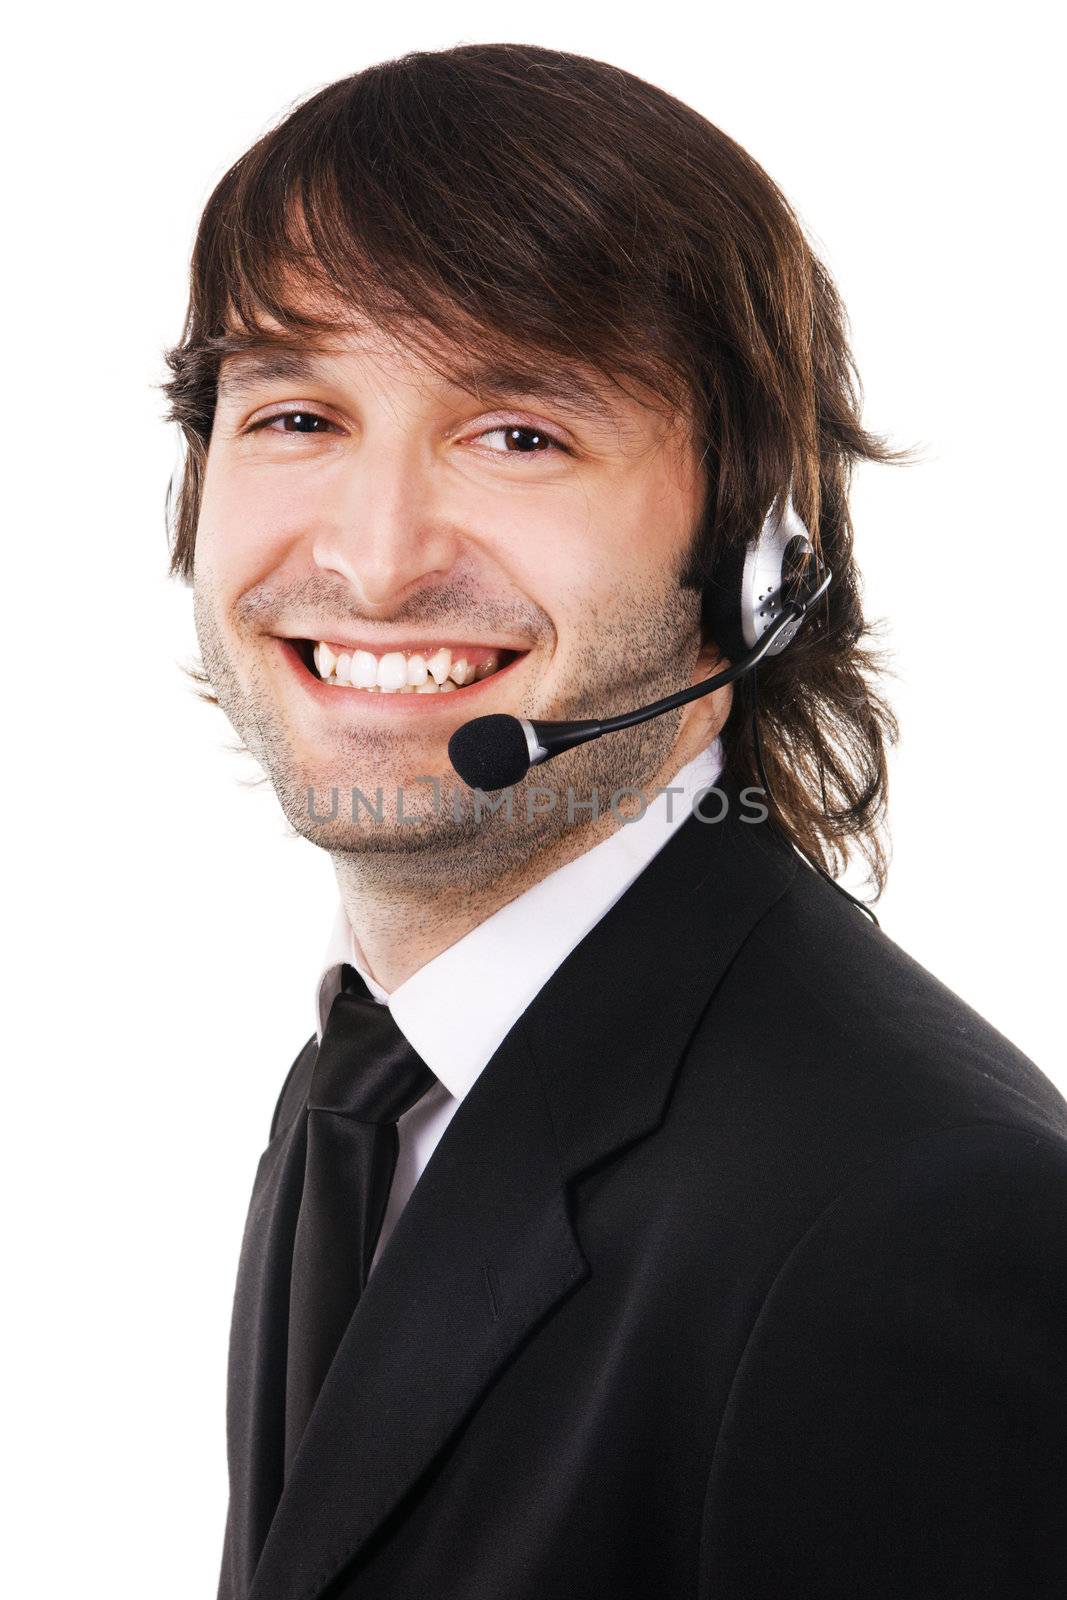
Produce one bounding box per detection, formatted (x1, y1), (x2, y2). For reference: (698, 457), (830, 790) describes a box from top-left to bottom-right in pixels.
(314, 737), (725, 1102)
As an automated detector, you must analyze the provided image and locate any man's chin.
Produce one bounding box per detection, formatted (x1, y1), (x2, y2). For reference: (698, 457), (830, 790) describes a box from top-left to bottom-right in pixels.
(265, 755), (491, 856)
(268, 753), (589, 865)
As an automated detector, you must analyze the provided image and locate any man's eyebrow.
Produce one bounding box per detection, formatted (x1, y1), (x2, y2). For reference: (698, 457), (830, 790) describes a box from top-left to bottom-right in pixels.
(216, 348), (332, 399)
(215, 345), (623, 423)
(456, 360), (622, 423)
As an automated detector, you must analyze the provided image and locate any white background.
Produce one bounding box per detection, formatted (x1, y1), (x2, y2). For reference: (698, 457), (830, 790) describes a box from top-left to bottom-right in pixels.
(5, 4), (1063, 1592)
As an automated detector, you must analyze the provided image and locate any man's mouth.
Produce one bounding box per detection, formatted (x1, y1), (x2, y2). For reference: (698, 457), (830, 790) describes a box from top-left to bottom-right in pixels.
(289, 639), (522, 695)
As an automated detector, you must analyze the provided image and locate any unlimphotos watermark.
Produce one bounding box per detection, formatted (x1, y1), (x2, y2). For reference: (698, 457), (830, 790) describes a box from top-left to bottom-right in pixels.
(304, 780), (769, 827)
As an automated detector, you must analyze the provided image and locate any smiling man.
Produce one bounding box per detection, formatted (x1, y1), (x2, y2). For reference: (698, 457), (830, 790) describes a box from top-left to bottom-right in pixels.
(166, 43), (1067, 1600)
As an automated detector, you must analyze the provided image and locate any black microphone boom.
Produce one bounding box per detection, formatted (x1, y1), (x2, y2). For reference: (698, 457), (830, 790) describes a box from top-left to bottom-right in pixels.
(447, 566), (830, 792)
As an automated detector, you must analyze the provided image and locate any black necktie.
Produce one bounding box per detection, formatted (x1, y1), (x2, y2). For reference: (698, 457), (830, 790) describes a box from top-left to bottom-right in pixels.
(283, 964), (437, 1473)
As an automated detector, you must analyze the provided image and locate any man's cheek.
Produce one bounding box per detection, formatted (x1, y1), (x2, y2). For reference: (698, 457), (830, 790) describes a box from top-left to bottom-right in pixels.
(199, 472), (297, 573)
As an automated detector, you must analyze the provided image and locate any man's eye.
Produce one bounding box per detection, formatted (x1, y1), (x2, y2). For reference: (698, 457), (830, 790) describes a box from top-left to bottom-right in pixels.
(250, 409), (339, 435)
(476, 424), (566, 456)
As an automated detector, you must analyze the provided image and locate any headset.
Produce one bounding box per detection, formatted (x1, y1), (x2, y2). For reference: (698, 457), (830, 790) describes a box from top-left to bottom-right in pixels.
(447, 490), (879, 924)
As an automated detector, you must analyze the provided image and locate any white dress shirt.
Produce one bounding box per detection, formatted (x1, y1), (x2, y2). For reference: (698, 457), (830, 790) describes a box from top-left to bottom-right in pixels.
(314, 737), (725, 1276)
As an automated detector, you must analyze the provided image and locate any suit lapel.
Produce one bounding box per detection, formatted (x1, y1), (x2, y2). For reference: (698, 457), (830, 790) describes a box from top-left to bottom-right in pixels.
(220, 1041), (316, 1598)
(247, 777), (799, 1600)
(522, 779), (799, 1183)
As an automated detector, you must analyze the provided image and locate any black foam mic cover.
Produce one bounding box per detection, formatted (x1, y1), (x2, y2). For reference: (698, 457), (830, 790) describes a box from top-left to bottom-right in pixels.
(448, 714), (532, 790)
(701, 539), (748, 663)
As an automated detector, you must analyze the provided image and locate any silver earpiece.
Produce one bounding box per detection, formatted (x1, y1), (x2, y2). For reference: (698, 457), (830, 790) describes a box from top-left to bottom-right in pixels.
(739, 493), (815, 656)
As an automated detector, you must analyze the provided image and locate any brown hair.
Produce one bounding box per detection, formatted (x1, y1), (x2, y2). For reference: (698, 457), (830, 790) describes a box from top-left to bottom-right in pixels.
(162, 41), (912, 895)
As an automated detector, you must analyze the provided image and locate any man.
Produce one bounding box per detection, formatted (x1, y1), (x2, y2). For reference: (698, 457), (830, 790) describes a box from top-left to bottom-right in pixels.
(165, 42), (1067, 1600)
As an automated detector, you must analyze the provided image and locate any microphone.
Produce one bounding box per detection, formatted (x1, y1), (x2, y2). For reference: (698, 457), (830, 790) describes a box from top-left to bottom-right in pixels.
(448, 563), (831, 792)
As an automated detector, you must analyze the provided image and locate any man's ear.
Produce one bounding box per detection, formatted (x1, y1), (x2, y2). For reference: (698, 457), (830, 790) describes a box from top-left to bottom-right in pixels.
(695, 629), (729, 676)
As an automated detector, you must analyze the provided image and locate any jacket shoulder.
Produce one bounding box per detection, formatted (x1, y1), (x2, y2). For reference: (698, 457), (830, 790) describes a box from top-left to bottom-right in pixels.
(728, 861), (1067, 1147)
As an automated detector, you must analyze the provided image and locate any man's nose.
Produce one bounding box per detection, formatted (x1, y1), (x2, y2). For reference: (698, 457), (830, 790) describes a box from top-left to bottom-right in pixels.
(309, 437), (461, 610)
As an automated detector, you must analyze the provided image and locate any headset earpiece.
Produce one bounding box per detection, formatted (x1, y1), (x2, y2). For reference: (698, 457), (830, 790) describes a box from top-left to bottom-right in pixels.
(703, 491), (816, 663)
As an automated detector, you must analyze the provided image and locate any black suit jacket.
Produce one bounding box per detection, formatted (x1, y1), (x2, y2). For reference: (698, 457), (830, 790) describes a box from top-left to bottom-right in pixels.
(218, 774), (1067, 1600)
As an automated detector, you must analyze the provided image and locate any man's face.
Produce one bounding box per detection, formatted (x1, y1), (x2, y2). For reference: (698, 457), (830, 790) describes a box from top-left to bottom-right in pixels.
(193, 315), (720, 861)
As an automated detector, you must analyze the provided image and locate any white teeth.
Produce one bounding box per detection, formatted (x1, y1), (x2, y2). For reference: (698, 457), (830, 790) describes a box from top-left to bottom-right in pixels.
(377, 651), (409, 693)
(350, 649), (378, 689)
(312, 640), (509, 691)
(426, 647), (453, 685)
